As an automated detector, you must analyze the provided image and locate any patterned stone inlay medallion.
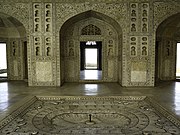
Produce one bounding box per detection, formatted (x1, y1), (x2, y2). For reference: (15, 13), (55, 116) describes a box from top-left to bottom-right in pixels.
(0, 96), (180, 135)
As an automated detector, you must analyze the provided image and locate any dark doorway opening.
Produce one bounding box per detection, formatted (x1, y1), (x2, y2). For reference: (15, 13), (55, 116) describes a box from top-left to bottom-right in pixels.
(155, 41), (159, 84)
(80, 41), (102, 80)
(24, 41), (28, 80)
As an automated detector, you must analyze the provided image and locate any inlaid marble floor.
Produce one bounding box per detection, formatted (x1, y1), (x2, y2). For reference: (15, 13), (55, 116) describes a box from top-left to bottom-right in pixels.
(0, 81), (180, 134)
(80, 70), (102, 80)
(0, 96), (180, 134)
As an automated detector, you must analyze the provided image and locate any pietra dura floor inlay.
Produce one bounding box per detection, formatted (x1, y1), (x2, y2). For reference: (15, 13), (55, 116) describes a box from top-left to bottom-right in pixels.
(0, 96), (180, 135)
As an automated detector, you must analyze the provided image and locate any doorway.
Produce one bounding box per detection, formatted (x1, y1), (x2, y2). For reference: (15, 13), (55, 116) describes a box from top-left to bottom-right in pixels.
(80, 41), (102, 80)
(0, 43), (7, 79)
(85, 48), (98, 69)
(176, 43), (180, 79)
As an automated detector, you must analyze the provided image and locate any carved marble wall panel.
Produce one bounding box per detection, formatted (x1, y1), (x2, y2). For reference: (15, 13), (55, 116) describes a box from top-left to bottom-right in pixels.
(36, 62), (52, 82)
(0, 0), (179, 86)
(141, 36), (148, 56)
(157, 39), (176, 80)
(45, 37), (52, 56)
(124, 1), (154, 86)
(30, 57), (56, 86)
(131, 61), (147, 83)
(129, 2), (149, 33)
(141, 3), (149, 33)
(107, 59), (114, 79)
(6, 39), (25, 80)
(33, 3), (42, 33)
(29, 2), (56, 86)
(65, 59), (75, 82)
(164, 59), (170, 78)
(130, 3), (138, 33)
(45, 3), (52, 33)
(128, 36), (151, 86)
(34, 36), (42, 56)
(13, 60), (19, 77)
(130, 36), (137, 57)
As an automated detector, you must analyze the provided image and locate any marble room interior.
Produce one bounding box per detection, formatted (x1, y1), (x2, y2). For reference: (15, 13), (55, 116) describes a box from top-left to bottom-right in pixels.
(0, 0), (180, 134)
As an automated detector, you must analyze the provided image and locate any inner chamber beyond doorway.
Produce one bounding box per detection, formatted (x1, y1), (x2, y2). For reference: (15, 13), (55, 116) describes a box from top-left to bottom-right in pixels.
(80, 41), (102, 80)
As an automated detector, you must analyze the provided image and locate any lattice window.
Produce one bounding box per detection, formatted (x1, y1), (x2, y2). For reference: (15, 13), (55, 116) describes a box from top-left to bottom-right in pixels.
(81, 24), (101, 35)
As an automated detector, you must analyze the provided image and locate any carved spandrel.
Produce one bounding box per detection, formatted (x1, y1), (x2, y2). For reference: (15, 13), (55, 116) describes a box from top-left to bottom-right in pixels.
(154, 2), (180, 28)
(0, 3), (29, 30)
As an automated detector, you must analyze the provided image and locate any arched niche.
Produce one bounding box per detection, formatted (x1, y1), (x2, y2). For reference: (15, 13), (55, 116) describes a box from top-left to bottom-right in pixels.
(155, 13), (180, 84)
(59, 10), (122, 85)
(0, 12), (27, 81)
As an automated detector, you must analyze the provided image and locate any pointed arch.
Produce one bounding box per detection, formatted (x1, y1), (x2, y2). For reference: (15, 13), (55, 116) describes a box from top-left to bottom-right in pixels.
(59, 10), (122, 85)
(155, 12), (180, 84)
(0, 12), (27, 81)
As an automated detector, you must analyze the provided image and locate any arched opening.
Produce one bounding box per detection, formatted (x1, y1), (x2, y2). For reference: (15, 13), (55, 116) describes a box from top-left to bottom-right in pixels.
(0, 12), (27, 82)
(156, 13), (180, 84)
(60, 10), (122, 84)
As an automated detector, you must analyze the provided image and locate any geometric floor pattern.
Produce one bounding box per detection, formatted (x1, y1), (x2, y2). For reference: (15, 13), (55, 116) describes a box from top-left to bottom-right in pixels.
(0, 96), (180, 135)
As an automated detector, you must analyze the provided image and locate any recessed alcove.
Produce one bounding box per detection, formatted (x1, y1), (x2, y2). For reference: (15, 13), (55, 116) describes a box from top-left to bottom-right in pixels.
(156, 13), (180, 84)
(60, 10), (122, 85)
(0, 12), (27, 81)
